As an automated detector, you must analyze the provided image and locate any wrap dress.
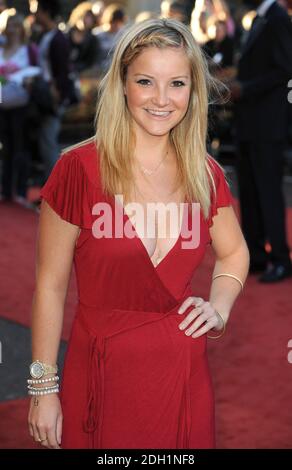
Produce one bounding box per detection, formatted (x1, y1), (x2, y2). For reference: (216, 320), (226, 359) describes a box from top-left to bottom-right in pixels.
(39, 140), (233, 449)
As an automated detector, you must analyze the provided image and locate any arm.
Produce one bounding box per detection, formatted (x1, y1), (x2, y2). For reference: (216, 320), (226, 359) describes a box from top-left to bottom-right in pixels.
(208, 205), (250, 326)
(178, 206), (249, 337)
(28, 200), (80, 449)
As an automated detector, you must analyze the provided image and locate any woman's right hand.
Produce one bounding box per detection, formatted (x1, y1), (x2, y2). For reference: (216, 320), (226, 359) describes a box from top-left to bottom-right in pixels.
(28, 394), (63, 449)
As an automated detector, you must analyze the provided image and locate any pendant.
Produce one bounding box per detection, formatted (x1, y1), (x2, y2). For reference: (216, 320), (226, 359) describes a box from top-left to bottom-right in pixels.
(140, 166), (153, 176)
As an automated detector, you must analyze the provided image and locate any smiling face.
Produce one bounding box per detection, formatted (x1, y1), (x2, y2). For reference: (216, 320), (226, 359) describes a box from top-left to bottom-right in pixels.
(123, 46), (192, 140)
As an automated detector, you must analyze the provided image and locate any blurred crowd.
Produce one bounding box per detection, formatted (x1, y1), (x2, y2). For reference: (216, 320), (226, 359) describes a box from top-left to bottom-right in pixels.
(0, 0), (292, 282)
(0, 0), (130, 207)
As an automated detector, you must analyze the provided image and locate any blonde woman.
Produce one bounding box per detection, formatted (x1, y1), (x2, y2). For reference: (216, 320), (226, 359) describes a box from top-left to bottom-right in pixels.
(0, 13), (39, 205)
(28, 18), (249, 449)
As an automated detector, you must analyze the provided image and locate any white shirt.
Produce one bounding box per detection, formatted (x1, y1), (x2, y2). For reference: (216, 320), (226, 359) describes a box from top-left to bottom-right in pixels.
(38, 29), (56, 82)
(0, 45), (29, 70)
(257, 0), (276, 17)
(0, 46), (40, 84)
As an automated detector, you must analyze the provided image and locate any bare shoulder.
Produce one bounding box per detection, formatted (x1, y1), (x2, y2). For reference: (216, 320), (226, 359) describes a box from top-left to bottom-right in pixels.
(210, 205), (245, 258)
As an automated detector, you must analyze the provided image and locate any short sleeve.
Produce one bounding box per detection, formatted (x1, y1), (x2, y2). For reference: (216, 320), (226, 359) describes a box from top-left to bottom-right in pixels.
(207, 157), (233, 228)
(40, 151), (96, 228)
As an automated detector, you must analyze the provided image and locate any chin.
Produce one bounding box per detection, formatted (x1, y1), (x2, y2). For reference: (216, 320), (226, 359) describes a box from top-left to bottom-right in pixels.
(143, 127), (171, 137)
(140, 121), (176, 136)
(132, 113), (181, 137)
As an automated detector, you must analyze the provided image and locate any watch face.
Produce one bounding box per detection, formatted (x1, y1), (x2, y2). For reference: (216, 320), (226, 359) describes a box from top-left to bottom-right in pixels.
(30, 361), (44, 379)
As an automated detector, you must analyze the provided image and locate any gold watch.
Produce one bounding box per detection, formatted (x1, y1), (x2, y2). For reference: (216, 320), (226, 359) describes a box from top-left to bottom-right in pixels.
(29, 360), (58, 379)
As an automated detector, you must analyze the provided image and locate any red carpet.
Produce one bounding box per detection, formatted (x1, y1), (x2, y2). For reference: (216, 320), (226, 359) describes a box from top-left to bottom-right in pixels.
(0, 201), (77, 340)
(0, 201), (292, 448)
(0, 398), (39, 450)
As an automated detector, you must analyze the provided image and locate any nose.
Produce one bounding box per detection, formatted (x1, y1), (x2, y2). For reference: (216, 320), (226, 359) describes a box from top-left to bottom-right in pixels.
(152, 84), (170, 108)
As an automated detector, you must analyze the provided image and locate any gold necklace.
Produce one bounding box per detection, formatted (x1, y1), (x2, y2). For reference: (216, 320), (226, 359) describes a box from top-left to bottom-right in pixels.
(138, 147), (169, 176)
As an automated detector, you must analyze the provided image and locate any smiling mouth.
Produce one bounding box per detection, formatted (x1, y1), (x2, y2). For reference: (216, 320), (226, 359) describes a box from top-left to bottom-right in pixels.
(144, 109), (173, 117)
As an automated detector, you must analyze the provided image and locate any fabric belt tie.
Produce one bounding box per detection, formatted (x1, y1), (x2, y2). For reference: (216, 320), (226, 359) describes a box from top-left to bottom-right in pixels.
(83, 334), (105, 448)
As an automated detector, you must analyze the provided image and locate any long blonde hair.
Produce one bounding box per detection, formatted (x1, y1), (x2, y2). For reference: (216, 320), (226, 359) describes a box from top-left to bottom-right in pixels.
(95, 17), (221, 219)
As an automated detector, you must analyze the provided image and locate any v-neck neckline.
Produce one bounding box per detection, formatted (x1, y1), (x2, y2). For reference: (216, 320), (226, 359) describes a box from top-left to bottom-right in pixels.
(113, 194), (188, 272)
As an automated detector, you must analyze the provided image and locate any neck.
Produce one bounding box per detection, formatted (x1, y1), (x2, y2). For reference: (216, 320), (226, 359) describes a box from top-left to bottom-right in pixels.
(134, 133), (171, 166)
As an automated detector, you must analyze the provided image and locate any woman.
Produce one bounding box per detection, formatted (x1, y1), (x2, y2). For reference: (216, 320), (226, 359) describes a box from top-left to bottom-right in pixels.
(28, 18), (249, 449)
(67, 2), (99, 75)
(0, 13), (38, 206)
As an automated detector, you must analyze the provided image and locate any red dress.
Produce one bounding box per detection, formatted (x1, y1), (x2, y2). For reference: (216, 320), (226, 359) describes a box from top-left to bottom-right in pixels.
(40, 140), (233, 449)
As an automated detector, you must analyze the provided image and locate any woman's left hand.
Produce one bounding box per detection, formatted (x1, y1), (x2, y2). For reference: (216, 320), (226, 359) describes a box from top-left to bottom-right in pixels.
(177, 296), (224, 338)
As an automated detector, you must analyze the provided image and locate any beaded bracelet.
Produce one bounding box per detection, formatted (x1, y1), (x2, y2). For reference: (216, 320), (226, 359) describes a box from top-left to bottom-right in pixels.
(27, 384), (59, 392)
(207, 310), (226, 339)
(28, 386), (59, 396)
(27, 375), (59, 385)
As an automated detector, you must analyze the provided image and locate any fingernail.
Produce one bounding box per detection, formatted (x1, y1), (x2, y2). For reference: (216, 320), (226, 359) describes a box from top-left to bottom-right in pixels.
(178, 309), (182, 314)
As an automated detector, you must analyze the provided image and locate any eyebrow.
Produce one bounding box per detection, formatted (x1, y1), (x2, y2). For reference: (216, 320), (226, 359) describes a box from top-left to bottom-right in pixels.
(133, 73), (190, 79)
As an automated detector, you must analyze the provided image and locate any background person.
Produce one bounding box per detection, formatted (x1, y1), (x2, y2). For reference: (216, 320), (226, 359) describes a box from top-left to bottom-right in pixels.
(231, 0), (292, 282)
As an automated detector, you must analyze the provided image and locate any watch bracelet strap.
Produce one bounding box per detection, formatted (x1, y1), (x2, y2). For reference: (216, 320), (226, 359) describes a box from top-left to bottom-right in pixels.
(30, 361), (58, 376)
(44, 363), (58, 374)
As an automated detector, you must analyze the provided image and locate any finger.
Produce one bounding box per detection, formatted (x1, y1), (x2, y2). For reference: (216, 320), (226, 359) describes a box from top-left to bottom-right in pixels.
(178, 307), (202, 330)
(56, 414), (63, 447)
(184, 312), (210, 336)
(34, 431), (48, 446)
(187, 304), (215, 330)
(40, 437), (50, 448)
(46, 427), (60, 449)
(191, 319), (216, 338)
(39, 436), (49, 447)
(32, 427), (39, 443)
(178, 296), (203, 314)
(35, 425), (48, 445)
(177, 296), (195, 314)
(194, 297), (204, 308)
(28, 423), (34, 438)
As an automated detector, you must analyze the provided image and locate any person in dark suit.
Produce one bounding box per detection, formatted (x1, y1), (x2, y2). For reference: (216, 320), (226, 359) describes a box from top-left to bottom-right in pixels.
(35, 0), (72, 180)
(231, 0), (292, 282)
(204, 19), (234, 69)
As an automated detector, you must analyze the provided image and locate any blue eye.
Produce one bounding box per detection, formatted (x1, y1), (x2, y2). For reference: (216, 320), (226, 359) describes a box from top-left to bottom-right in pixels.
(137, 79), (151, 86)
(172, 81), (185, 87)
(136, 79), (186, 87)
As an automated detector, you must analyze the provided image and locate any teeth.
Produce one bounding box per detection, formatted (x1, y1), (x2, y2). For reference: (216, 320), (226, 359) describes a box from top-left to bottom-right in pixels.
(146, 110), (171, 116)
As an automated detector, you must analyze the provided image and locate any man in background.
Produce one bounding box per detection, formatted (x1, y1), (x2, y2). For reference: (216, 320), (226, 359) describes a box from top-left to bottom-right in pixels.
(232, 0), (292, 282)
(35, 0), (71, 180)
